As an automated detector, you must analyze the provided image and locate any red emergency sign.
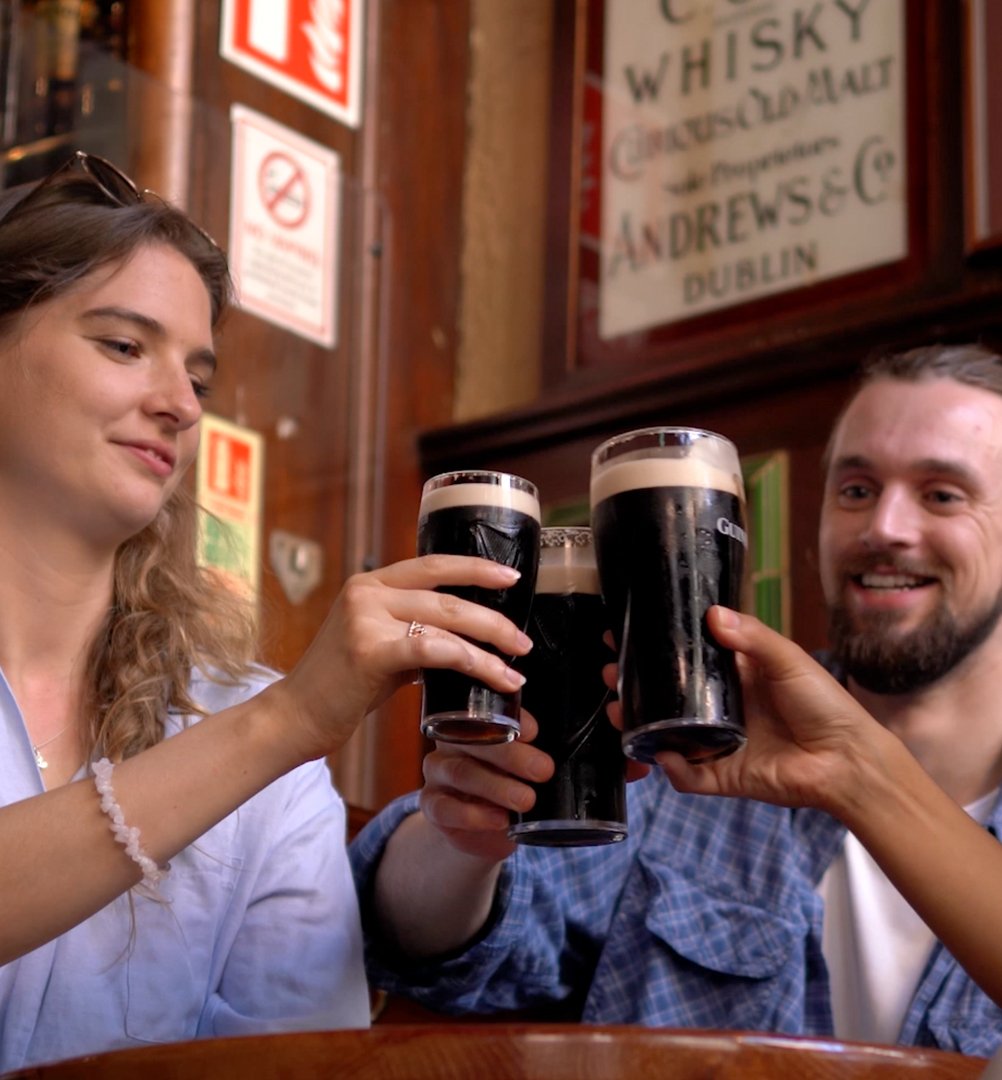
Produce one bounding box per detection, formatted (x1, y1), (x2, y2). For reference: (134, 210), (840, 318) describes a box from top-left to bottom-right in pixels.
(206, 431), (252, 504)
(221, 0), (363, 127)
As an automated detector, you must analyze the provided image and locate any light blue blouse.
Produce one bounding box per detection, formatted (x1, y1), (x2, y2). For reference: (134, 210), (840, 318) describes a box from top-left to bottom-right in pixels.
(0, 665), (370, 1071)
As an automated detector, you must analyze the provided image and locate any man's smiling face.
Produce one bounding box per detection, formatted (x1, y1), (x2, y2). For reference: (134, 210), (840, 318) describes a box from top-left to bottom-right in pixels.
(820, 376), (1002, 693)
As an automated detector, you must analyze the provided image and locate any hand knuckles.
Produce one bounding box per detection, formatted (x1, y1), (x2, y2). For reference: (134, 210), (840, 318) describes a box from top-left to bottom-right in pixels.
(439, 752), (481, 791)
(418, 784), (439, 815)
(435, 592), (466, 619)
(418, 751), (453, 786)
(421, 789), (474, 833)
(409, 634), (435, 663)
(463, 646), (485, 675)
(337, 579), (374, 615)
(419, 788), (453, 829)
(444, 641), (479, 675)
(419, 553), (454, 575)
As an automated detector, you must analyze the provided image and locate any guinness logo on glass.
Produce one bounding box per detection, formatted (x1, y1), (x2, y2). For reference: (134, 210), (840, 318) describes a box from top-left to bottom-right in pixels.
(716, 517), (748, 547)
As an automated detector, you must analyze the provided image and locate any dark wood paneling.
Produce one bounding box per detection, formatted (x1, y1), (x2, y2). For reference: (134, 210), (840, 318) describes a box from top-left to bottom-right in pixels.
(183, 4), (363, 675)
(128, 1), (472, 807)
(129, 1), (367, 680)
(366, 0), (473, 803)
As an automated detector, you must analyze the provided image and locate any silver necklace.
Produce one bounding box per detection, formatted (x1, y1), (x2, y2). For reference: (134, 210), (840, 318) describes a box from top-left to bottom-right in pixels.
(31, 724), (72, 770)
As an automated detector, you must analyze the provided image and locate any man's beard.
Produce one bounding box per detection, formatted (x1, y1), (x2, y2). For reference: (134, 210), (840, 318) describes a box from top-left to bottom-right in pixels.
(829, 583), (1002, 694)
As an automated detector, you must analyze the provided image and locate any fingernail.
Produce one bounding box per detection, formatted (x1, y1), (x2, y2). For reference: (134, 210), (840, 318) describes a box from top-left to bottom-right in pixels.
(506, 667), (526, 687)
(715, 606), (740, 628)
(516, 630), (533, 651)
(497, 566), (521, 581)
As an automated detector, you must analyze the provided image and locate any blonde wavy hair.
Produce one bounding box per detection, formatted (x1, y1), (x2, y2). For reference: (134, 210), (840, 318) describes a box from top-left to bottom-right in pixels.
(88, 487), (259, 761)
(0, 165), (259, 760)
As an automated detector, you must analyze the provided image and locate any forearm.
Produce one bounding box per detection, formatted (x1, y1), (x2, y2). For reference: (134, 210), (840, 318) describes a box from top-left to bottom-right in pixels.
(372, 810), (503, 959)
(0, 683), (318, 964)
(692, 608), (1002, 1005)
(832, 729), (1002, 1007)
(0, 554), (532, 965)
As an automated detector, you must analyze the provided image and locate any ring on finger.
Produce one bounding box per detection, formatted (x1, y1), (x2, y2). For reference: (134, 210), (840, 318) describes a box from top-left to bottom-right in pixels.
(407, 620), (427, 638)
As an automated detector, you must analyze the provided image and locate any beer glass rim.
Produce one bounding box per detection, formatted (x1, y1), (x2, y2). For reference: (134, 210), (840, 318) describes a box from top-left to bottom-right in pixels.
(591, 426), (737, 468)
(422, 470), (538, 499)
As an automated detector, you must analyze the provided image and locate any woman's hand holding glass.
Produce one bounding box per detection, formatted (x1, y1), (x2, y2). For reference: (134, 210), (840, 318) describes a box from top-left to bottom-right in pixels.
(270, 555), (534, 765)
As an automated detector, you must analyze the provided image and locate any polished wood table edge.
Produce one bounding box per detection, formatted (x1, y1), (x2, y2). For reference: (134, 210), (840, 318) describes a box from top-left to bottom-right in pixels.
(1, 1024), (990, 1078)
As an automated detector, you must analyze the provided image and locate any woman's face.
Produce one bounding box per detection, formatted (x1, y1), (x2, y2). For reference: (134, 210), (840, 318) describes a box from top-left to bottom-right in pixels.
(0, 242), (216, 550)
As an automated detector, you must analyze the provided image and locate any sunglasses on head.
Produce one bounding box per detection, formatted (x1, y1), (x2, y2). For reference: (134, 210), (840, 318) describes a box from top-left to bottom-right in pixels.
(5, 150), (222, 252)
(52, 149), (146, 205)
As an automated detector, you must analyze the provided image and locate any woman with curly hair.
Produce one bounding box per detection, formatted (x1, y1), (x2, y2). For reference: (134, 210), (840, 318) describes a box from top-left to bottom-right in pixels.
(0, 152), (530, 1070)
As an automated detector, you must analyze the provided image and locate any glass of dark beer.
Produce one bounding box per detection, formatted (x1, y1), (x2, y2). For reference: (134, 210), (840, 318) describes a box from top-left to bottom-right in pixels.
(509, 527), (627, 847)
(417, 470), (541, 744)
(591, 427), (748, 764)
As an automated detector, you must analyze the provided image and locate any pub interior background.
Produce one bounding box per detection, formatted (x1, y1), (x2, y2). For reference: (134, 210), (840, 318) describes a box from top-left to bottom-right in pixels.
(4, 0), (1002, 816)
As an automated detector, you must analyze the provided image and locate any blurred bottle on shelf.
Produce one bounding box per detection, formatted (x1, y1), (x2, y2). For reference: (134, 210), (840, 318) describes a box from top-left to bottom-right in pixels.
(0, 2), (20, 148)
(33, 0), (83, 137)
(1, 0), (128, 186)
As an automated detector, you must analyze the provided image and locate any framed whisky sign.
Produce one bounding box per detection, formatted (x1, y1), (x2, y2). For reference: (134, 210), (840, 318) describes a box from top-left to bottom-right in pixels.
(542, 0), (947, 387)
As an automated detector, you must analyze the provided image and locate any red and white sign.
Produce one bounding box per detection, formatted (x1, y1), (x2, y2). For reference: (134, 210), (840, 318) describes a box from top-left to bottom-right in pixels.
(229, 104), (340, 347)
(197, 414), (265, 600)
(220, 0), (364, 129)
(206, 429), (252, 503)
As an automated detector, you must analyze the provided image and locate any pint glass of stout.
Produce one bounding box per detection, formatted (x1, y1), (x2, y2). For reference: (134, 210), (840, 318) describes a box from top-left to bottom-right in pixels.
(509, 527), (627, 847)
(417, 470), (541, 744)
(591, 428), (748, 764)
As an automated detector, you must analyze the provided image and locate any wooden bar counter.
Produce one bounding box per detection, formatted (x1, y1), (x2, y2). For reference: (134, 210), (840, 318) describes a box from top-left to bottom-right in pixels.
(1, 1024), (990, 1079)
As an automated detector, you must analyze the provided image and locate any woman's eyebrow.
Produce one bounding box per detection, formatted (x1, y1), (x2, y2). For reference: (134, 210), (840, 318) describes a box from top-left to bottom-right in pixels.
(81, 305), (164, 335)
(80, 305), (217, 372)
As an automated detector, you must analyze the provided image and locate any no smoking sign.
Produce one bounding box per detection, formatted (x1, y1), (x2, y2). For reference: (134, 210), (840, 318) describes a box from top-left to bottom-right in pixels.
(229, 104), (340, 347)
(259, 152), (310, 229)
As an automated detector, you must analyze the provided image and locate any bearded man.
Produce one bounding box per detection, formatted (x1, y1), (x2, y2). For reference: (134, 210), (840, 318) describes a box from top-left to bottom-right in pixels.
(350, 343), (1002, 1056)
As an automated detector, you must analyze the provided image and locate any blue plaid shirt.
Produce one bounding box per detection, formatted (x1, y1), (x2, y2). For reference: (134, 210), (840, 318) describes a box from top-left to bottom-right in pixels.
(350, 771), (1002, 1055)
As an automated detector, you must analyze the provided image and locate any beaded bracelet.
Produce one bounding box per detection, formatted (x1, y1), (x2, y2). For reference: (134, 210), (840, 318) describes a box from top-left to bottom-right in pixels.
(93, 757), (167, 892)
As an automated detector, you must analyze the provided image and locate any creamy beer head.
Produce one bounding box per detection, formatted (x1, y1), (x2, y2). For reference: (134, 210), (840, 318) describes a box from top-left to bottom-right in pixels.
(590, 427), (744, 509)
(590, 455), (743, 508)
(536, 527), (601, 596)
(420, 472), (540, 521)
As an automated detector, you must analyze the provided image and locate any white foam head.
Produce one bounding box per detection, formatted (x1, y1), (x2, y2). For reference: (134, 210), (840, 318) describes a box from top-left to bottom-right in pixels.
(420, 478), (540, 520)
(591, 428), (743, 505)
(537, 552), (600, 595)
(535, 527), (600, 594)
(590, 454), (743, 506)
